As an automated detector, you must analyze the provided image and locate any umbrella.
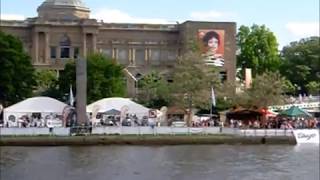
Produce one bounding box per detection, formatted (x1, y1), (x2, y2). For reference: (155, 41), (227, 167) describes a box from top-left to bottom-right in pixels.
(279, 106), (312, 118)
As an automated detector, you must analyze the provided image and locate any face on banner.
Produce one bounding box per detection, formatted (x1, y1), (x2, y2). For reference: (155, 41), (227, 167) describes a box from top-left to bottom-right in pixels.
(198, 29), (225, 67)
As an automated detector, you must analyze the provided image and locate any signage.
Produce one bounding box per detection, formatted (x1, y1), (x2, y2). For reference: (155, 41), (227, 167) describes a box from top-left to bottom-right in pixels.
(293, 129), (320, 144)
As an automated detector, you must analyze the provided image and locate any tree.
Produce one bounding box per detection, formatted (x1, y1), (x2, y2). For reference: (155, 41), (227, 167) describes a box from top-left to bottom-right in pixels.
(57, 53), (126, 104)
(171, 52), (221, 125)
(280, 37), (320, 95)
(137, 71), (171, 108)
(34, 69), (58, 95)
(237, 24), (280, 78)
(232, 71), (288, 108)
(0, 31), (36, 106)
(306, 81), (320, 95)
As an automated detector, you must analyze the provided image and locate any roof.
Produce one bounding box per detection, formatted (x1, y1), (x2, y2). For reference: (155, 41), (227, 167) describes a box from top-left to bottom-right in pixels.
(40, 0), (88, 9)
(4, 97), (68, 113)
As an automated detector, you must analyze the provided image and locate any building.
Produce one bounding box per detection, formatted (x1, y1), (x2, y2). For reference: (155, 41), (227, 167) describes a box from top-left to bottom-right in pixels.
(0, 0), (236, 97)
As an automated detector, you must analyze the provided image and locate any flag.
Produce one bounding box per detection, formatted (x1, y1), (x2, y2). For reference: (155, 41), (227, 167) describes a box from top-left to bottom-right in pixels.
(211, 86), (216, 107)
(69, 85), (74, 106)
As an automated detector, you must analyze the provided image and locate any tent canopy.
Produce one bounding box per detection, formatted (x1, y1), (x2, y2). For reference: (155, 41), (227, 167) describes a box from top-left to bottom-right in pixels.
(87, 97), (149, 119)
(4, 97), (68, 113)
(104, 109), (121, 115)
(279, 106), (312, 118)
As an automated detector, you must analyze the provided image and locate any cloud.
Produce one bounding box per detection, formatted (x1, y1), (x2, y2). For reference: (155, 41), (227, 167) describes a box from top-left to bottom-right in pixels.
(0, 14), (25, 20)
(190, 10), (236, 21)
(91, 8), (170, 24)
(286, 22), (320, 38)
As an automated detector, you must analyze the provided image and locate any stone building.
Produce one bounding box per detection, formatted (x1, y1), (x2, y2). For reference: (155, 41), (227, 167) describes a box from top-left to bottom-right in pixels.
(0, 0), (236, 97)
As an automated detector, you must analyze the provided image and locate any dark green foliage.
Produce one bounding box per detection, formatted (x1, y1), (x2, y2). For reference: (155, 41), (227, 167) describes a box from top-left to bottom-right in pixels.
(280, 37), (320, 95)
(0, 31), (36, 105)
(237, 24), (281, 78)
(57, 53), (126, 104)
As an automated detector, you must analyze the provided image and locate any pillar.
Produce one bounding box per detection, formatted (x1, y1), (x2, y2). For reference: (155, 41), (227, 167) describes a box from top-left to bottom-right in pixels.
(32, 32), (39, 64)
(45, 32), (50, 64)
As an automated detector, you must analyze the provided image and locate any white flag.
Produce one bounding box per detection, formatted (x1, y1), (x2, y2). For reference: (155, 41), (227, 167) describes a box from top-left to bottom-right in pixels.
(69, 85), (74, 106)
(211, 86), (216, 107)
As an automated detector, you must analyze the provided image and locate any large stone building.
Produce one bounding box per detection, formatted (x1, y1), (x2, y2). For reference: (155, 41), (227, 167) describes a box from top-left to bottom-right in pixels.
(0, 0), (236, 97)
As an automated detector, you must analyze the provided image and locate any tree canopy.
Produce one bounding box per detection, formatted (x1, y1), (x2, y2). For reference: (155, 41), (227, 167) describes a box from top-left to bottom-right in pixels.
(171, 52), (221, 110)
(280, 37), (320, 95)
(0, 31), (36, 106)
(137, 71), (171, 108)
(57, 53), (126, 104)
(237, 24), (280, 78)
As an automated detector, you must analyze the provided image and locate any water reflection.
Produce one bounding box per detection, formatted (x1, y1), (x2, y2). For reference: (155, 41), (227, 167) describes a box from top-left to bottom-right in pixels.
(1, 145), (319, 180)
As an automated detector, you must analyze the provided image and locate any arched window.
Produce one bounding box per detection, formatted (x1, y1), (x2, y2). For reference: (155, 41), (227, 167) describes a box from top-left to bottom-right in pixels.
(60, 34), (71, 58)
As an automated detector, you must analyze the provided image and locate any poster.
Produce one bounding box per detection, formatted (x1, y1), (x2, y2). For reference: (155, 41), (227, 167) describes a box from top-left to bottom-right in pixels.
(198, 29), (225, 67)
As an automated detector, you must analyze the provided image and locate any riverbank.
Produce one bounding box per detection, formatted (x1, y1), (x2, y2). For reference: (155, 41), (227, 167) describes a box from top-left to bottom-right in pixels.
(0, 135), (296, 146)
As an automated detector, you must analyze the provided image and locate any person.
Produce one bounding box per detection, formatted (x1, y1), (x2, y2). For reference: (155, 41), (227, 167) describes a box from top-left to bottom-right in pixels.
(202, 31), (224, 67)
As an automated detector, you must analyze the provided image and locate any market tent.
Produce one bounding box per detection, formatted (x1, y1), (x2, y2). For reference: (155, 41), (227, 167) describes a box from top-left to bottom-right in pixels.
(226, 107), (262, 120)
(279, 106), (312, 118)
(104, 109), (121, 115)
(87, 97), (149, 119)
(3, 97), (68, 126)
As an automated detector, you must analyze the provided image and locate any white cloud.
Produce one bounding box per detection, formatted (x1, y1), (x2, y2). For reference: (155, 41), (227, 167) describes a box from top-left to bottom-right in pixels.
(190, 10), (236, 21)
(0, 14), (25, 20)
(286, 22), (320, 38)
(91, 8), (170, 24)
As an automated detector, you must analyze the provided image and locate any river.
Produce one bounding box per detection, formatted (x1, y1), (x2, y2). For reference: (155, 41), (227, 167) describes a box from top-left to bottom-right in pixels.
(0, 145), (319, 180)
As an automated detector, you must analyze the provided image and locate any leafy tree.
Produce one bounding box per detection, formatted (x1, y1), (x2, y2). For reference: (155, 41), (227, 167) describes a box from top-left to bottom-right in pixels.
(232, 71), (288, 108)
(34, 69), (58, 95)
(306, 81), (320, 95)
(171, 52), (221, 125)
(0, 31), (36, 106)
(137, 71), (171, 108)
(57, 53), (126, 104)
(237, 24), (280, 78)
(280, 37), (320, 95)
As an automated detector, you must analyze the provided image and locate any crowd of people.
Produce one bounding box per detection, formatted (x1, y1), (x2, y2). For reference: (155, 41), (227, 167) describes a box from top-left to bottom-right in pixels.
(228, 117), (320, 129)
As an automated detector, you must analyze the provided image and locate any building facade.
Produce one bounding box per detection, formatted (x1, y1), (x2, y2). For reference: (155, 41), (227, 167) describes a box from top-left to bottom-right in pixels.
(0, 0), (236, 97)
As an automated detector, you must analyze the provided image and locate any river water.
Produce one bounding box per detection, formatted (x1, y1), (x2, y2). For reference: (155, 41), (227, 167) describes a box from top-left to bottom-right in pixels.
(0, 145), (319, 180)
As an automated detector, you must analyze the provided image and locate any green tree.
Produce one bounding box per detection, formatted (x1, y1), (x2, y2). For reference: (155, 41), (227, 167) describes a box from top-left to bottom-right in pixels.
(0, 31), (36, 106)
(137, 71), (171, 108)
(237, 24), (280, 78)
(34, 69), (58, 95)
(57, 53), (126, 103)
(233, 71), (288, 108)
(280, 37), (320, 95)
(306, 81), (320, 95)
(171, 52), (221, 125)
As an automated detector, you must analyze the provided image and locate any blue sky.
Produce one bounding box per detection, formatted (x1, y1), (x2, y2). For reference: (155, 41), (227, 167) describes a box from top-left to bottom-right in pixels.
(1, 0), (319, 49)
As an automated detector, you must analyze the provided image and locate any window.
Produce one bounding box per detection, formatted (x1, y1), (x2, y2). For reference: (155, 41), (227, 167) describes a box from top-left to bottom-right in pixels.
(50, 47), (56, 59)
(168, 49), (177, 61)
(61, 48), (70, 58)
(118, 48), (129, 65)
(59, 34), (71, 59)
(135, 48), (145, 66)
(150, 49), (161, 65)
(74, 47), (79, 59)
(101, 48), (112, 58)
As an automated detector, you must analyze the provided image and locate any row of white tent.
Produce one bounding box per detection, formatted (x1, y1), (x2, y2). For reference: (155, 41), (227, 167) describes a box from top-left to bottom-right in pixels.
(2, 97), (150, 125)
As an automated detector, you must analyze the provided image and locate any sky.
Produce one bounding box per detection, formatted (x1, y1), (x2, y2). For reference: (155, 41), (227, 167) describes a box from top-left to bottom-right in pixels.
(1, 0), (319, 49)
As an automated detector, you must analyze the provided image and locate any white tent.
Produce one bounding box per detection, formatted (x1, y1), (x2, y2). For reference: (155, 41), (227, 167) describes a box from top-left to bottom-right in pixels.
(87, 97), (150, 119)
(3, 97), (68, 127)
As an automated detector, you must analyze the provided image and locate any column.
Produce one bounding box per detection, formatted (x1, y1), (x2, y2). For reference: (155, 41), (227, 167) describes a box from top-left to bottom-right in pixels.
(92, 34), (97, 53)
(82, 33), (87, 58)
(45, 32), (50, 64)
(32, 32), (39, 64)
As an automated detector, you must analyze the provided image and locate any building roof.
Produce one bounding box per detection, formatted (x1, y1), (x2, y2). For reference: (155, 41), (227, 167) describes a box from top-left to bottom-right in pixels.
(40, 0), (88, 10)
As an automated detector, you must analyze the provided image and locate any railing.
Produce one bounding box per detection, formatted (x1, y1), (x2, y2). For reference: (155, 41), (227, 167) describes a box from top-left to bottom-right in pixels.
(0, 127), (297, 137)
